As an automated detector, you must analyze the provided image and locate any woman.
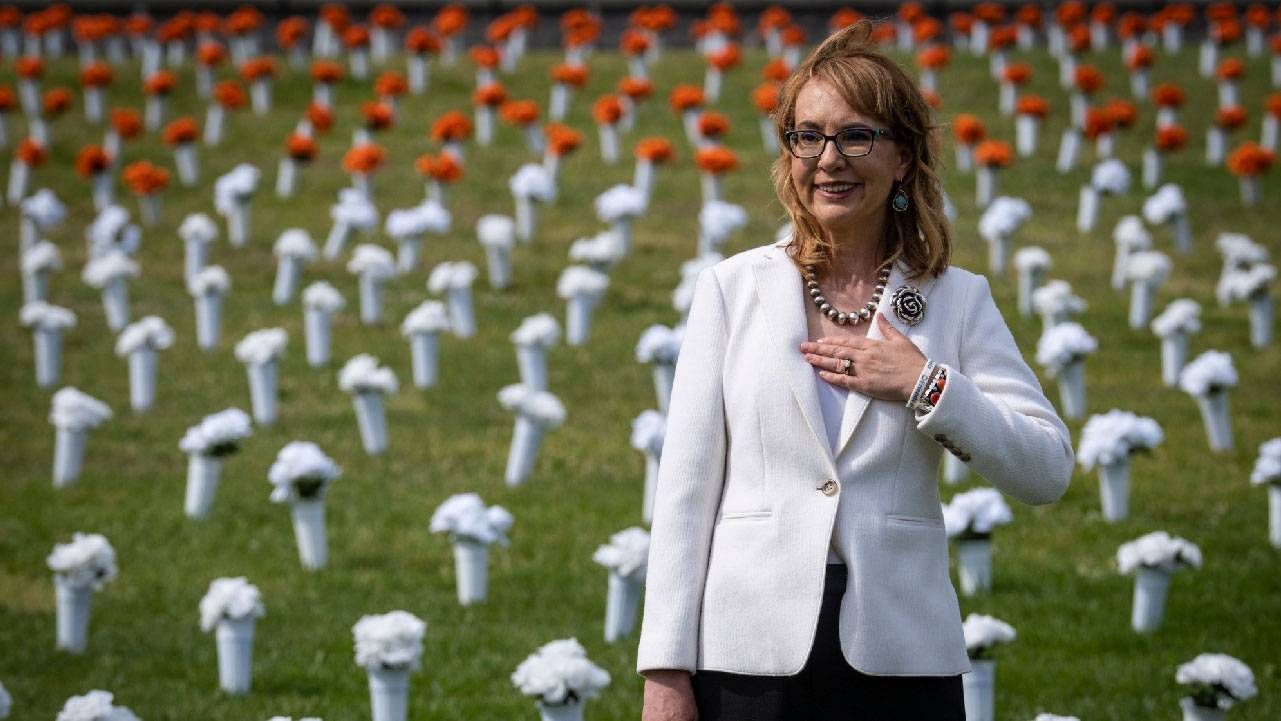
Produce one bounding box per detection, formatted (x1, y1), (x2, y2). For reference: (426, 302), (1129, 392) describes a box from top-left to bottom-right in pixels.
(638, 21), (1073, 721)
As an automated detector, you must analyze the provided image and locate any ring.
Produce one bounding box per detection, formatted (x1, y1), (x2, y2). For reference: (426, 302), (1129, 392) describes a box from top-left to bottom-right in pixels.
(840, 358), (854, 375)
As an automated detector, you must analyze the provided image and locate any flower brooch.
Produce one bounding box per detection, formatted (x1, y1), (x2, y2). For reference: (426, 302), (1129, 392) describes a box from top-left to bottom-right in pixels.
(890, 285), (927, 326)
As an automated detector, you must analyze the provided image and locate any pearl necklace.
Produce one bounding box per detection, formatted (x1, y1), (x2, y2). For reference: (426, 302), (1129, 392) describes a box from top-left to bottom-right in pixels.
(804, 266), (890, 326)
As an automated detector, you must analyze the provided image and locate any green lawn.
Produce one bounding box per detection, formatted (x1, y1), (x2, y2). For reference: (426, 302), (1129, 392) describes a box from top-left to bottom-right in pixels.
(0, 36), (1277, 721)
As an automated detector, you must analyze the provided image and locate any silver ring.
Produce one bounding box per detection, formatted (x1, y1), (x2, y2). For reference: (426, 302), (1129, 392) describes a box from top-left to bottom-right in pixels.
(840, 358), (854, 375)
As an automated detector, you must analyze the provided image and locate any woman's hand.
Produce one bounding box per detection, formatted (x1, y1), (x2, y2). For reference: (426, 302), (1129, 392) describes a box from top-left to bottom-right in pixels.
(642, 670), (697, 721)
(800, 314), (927, 402)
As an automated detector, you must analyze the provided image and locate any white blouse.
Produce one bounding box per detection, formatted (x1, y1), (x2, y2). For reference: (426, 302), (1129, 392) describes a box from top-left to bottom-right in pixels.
(815, 369), (850, 565)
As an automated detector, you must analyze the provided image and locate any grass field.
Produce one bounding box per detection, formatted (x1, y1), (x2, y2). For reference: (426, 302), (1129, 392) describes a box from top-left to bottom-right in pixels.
(0, 33), (1278, 721)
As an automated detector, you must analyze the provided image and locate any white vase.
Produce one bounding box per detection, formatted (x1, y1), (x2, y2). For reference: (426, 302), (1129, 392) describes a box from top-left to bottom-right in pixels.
(353, 392), (389, 455)
(505, 416), (544, 486)
(175, 143), (199, 187)
(1015, 115), (1038, 157)
(538, 700), (585, 721)
(195, 293), (223, 351)
(514, 196), (536, 243)
(975, 167), (997, 208)
(516, 345), (548, 391)
(1160, 334), (1188, 387)
(700, 174), (722, 206)
(1016, 267), (1042, 318)
(652, 363), (675, 412)
(395, 236), (422, 275)
(305, 308), (332, 367)
(1129, 281), (1156, 330)
(962, 659), (995, 721)
(447, 287), (476, 338)
(1142, 148), (1162, 189)
(1057, 360), (1087, 421)
(1180, 698), (1226, 721)
(102, 278), (130, 331)
(367, 666), (410, 721)
(1249, 294), (1273, 349)
(604, 572), (643, 642)
(1131, 565), (1171, 632)
(1268, 485), (1281, 549)
(987, 234), (1010, 276)
(1076, 185), (1099, 233)
(409, 333), (439, 389)
(227, 204), (250, 248)
(642, 452), (660, 523)
(54, 577), (92, 653)
(127, 347), (158, 412)
(273, 255), (303, 306)
(184, 238), (209, 285)
(215, 616), (255, 694)
(359, 275), (384, 325)
(276, 157), (298, 198)
(942, 453), (970, 485)
(633, 160), (654, 209)
(956, 538), (992, 596)
(1195, 391), (1233, 453)
(484, 243), (512, 290)
(247, 361), (279, 426)
(1099, 459), (1130, 521)
(52, 427), (88, 488)
(291, 499), (328, 570)
(185, 454), (223, 519)
(34, 327), (62, 388)
(566, 294), (597, 346)
(453, 539), (489, 605)
(323, 222), (351, 260)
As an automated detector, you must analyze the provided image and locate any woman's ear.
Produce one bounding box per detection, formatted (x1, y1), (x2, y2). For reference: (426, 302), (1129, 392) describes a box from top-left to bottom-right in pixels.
(896, 146), (911, 181)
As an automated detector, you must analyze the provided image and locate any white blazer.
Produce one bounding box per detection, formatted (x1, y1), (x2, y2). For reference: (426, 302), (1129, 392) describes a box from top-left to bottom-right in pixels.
(636, 238), (1074, 677)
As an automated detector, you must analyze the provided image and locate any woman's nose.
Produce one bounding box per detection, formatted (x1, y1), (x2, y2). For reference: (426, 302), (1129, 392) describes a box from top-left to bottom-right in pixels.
(817, 136), (847, 171)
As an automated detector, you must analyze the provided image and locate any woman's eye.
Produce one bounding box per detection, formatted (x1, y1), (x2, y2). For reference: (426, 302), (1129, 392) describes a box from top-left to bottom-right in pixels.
(840, 129), (873, 142)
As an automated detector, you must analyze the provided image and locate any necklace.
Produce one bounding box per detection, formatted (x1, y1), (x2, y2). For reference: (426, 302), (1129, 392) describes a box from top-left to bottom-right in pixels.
(804, 265), (890, 326)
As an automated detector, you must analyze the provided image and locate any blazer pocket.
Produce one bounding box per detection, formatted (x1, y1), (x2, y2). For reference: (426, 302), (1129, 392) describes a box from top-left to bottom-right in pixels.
(884, 514), (944, 529)
(718, 510), (773, 522)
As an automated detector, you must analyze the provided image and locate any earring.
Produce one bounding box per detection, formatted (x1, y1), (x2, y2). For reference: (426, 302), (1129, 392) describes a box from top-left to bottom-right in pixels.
(891, 182), (910, 213)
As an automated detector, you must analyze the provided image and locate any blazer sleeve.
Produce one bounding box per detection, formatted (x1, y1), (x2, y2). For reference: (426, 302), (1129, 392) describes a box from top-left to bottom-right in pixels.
(636, 268), (729, 675)
(915, 274), (1074, 505)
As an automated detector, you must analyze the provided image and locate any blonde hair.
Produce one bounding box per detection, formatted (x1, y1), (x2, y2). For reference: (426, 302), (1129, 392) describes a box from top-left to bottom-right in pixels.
(770, 20), (950, 279)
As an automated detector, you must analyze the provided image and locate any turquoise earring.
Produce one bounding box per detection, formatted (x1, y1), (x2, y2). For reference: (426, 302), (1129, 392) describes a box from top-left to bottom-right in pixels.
(891, 182), (910, 212)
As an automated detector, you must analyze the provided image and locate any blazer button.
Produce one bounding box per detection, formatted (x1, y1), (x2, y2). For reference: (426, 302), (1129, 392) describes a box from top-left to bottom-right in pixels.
(934, 434), (947, 442)
(818, 479), (839, 496)
(960, 453), (973, 462)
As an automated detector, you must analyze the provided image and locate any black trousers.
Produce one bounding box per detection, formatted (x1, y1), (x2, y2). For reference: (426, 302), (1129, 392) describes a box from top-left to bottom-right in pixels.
(692, 565), (966, 721)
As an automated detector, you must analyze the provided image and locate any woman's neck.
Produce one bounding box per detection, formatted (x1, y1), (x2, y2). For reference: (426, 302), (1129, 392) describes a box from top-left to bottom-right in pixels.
(824, 224), (887, 284)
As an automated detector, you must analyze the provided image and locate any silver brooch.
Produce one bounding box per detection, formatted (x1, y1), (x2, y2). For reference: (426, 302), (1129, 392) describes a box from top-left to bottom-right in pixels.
(890, 286), (926, 326)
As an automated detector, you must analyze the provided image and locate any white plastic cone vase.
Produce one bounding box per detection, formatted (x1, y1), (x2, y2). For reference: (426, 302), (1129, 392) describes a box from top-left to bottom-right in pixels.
(175, 143), (199, 187)
(291, 499), (328, 570)
(538, 700), (585, 721)
(1142, 148), (1163, 189)
(1056, 130), (1080, 174)
(956, 538), (992, 596)
(1130, 69), (1148, 100)
(485, 242), (512, 290)
(185, 238), (209, 285)
(604, 571), (643, 642)
(962, 659), (995, 721)
(447, 288), (476, 338)
(642, 452), (660, 523)
(1057, 360), (1087, 421)
(227, 204), (250, 248)
(23, 269), (48, 304)
(396, 236), (422, 275)
(367, 666), (410, 721)
(1129, 280), (1156, 330)
(305, 308), (332, 367)
(204, 105), (225, 146)
(954, 144), (974, 173)
(516, 345), (548, 391)
(1180, 698), (1226, 721)
(55, 576), (92, 653)
(273, 256), (302, 306)
(505, 415), (544, 486)
(1076, 185), (1099, 233)
(409, 333), (439, 389)
(699, 174), (722, 206)
(452, 539), (489, 605)
(250, 79), (270, 114)
(566, 294), (597, 346)
(652, 363), (675, 412)
(475, 106), (495, 146)
(987, 234), (1011, 276)
(514, 196), (536, 243)
(128, 347), (158, 412)
(1160, 334), (1188, 387)
(1099, 459), (1131, 521)
(185, 454), (223, 519)
(975, 167), (997, 208)
(247, 361), (279, 426)
(1205, 128), (1225, 165)
(215, 616), (255, 694)
(1263, 115), (1278, 152)
(102, 278), (130, 331)
(1016, 267), (1043, 317)
(408, 56), (428, 93)
(633, 160), (655, 209)
(549, 83), (569, 120)
(34, 327), (62, 388)
(759, 116), (778, 154)
(53, 427), (88, 487)
(1268, 485), (1281, 549)
(1195, 391), (1233, 453)
(195, 293), (223, 351)
(91, 172), (112, 211)
(942, 453), (970, 485)
(353, 391), (389, 455)
(1131, 565), (1171, 632)
(19, 216), (38, 253)
(1249, 294), (1273, 348)
(276, 157), (298, 198)
(322, 223), (351, 260)
(359, 275), (384, 325)
(1015, 115), (1038, 157)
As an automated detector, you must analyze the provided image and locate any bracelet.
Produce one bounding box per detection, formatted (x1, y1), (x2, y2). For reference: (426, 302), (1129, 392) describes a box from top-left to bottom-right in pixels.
(912, 367), (949, 414)
(906, 360), (937, 410)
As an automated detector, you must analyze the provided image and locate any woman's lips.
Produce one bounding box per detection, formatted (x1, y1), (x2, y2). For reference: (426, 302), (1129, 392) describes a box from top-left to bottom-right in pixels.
(815, 181), (860, 200)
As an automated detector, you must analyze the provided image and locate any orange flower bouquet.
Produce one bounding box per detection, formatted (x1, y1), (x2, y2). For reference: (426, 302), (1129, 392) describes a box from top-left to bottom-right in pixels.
(239, 57), (278, 115)
(143, 69), (177, 131)
(1263, 92), (1281, 152)
(630, 6), (676, 63)
(501, 99), (544, 154)
(277, 132), (318, 198)
(205, 81), (246, 147)
(998, 61), (1032, 116)
(310, 60), (344, 108)
(104, 107), (141, 158)
(192, 41), (227, 100)
(952, 114), (987, 172)
(358, 101), (394, 144)
(704, 43), (741, 103)
(343, 142), (386, 199)
(469, 44), (501, 86)
(0, 87), (13, 148)
(617, 76), (653, 133)
(369, 3), (405, 63)
(472, 83), (507, 146)
(1244, 4), (1272, 55)
(1152, 83), (1185, 129)
(670, 84), (706, 145)
(1200, 20), (1242, 78)
(696, 110), (730, 150)
(375, 71), (408, 109)
(973, 139), (1013, 206)
(543, 123), (582, 180)
(344, 24), (372, 80)
(314, 3), (352, 58)
(276, 16), (309, 68)
(303, 103), (334, 138)
(163, 117), (201, 186)
(1125, 43), (1155, 99)
(549, 63), (588, 121)
(1215, 57), (1245, 108)
(433, 5), (469, 65)
(694, 146), (738, 206)
(16, 56), (43, 117)
(592, 95), (624, 163)
(416, 151), (463, 204)
(122, 160), (169, 225)
(758, 5), (791, 56)
(1143, 124), (1188, 188)
(1209, 105), (1248, 164)
(430, 110), (473, 160)
(1070, 64), (1104, 127)
(753, 82), (781, 153)
(405, 27), (441, 93)
(633, 137), (674, 203)
(916, 45), (950, 94)
(33, 87), (70, 146)
(1226, 142), (1274, 205)
(621, 29), (651, 79)
(1083, 107), (1116, 159)
(77, 144), (115, 210)
(80, 62), (113, 124)
(7, 138), (47, 204)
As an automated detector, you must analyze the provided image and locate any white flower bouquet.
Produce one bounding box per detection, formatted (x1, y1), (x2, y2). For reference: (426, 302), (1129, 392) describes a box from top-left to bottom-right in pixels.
(47, 533), (117, 653)
(236, 328), (288, 426)
(427, 261), (480, 338)
(354, 611), (427, 721)
(1078, 159), (1131, 233)
(1176, 653), (1256, 714)
(511, 313), (560, 392)
(270, 441), (341, 569)
(509, 163), (556, 242)
(401, 301), (451, 389)
(1152, 299), (1202, 386)
(1217, 264), (1275, 349)
(1179, 351), (1237, 452)
(347, 244), (397, 324)
(594, 527), (650, 642)
(1079, 410), (1162, 521)
(55, 690), (140, 721)
(1111, 215), (1153, 291)
(978, 197), (1031, 275)
(961, 614), (1016, 721)
(697, 200), (747, 256)
(272, 229), (317, 305)
(944, 488), (1012, 596)
(1118, 530), (1201, 633)
(214, 163), (261, 247)
(632, 410), (667, 523)
(178, 212), (219, 283)
(324, 188), (380, 260)
(595, 184), (645, 255)
(179, 408), (252, 519)
(199, 576), (265, 694)
(189, 265), (231, 351)
(339, 354), (398, 455)
(49, 388), (112, 487)
(1251, 438), (1281, 548)
(1012, 246), (1051, 317)
(21, 301), (75, 388)
(302, 281), (345, 367)
(1142, 184), (1191, 253)
(477, 214), (516, 289)
(1125, 250), (1172, 329)
(1031, 280), (1086, 329)
(21, 239), (61, 304)
(557, 266), (610, 346)
(431, 493), (514, 605)
(386, 201), (449, 274)
(19, 188), (65, 251)
(114, 316), (174, 412)
(85, 206), (141, 259)
(512, 638), (611, 720)
(636, 324), (684, 412)
(82, 252), (139, 331)
(499, 383), (567, 486)
(1036, 322), (1096, 419)
(569, 231), (627, 273)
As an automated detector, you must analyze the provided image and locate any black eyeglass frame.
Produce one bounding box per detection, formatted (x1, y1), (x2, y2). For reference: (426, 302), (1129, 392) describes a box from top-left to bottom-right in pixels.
(782, 127), (896, 159)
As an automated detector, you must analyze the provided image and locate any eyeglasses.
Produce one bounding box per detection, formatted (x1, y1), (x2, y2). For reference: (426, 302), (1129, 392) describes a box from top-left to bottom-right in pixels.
(783, 127), (895, 159)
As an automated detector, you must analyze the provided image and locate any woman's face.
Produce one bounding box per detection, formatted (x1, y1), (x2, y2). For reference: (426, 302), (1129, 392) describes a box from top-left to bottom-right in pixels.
(790, 77), (909, 239)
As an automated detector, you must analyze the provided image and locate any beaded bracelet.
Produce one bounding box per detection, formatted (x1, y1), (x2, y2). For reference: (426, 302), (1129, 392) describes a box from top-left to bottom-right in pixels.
(912, 367), (948, 414)
(906, 360), (937, 410)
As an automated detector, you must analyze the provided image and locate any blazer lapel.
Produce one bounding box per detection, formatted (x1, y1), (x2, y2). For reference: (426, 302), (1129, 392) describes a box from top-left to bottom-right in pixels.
(751, 251), (834, 467)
